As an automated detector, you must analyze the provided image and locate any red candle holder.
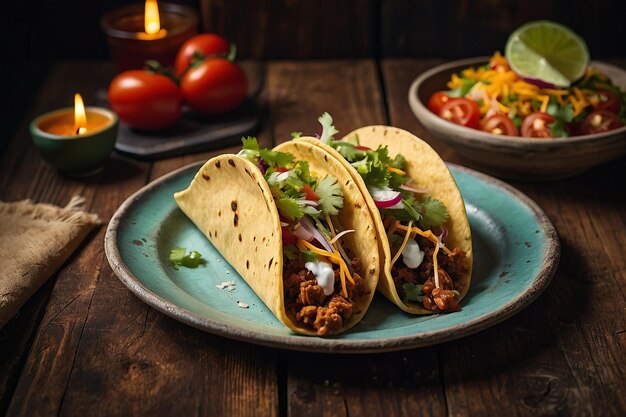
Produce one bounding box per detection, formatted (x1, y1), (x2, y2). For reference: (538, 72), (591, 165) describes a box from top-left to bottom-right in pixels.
(100, 2), (198, 72)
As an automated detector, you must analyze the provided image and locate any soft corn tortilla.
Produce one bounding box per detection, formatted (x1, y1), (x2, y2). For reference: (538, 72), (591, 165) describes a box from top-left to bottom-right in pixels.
(174, 141), (380, 335)
(300, 126), (473, 314)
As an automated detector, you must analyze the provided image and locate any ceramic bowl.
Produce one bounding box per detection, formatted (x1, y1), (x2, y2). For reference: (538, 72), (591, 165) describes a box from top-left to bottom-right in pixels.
(408, 57), (626, 180)
(31, 107), (119, 177)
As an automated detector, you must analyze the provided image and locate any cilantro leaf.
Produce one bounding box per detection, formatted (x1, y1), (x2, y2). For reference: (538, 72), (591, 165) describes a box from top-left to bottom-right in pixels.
(301, 250), (319, 263)
(276, 197), (304, 221)
(318, 112), (339, 144)
(314, 176), (344, 216)
(241, 136), (259, 150)
(291, 131), (302, 138)
(283, 245), (300, 261)
(419, 197), (449, 228)
(258, 149), (294, 168)
(402, 283), (423, 302)
(333, 142), (367, 161)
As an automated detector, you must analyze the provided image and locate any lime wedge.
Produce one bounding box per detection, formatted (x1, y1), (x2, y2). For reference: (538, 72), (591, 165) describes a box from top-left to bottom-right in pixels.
(505, 20), (589, 87)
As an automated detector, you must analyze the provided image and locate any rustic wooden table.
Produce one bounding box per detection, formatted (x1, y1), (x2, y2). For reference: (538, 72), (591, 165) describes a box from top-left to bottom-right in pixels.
(1, 59), (625, 417)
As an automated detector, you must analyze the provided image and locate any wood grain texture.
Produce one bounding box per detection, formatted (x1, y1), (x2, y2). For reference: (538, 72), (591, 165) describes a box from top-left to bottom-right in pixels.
(382, 58), (626, 417)
(380, 0), (626, 59)
(2, 61), (279, 417)
(199, 0), (376, 59)
(266, 60), (447, 416)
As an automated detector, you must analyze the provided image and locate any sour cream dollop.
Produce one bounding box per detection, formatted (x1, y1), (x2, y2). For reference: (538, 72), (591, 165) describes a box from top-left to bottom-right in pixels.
(305, 261), (335, 296)
(401, 239), (425, 269)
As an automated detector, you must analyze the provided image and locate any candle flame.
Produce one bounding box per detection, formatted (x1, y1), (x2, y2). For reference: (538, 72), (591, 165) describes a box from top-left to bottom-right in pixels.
(74, 94), (87, 135)
(144, 0), (161, 35)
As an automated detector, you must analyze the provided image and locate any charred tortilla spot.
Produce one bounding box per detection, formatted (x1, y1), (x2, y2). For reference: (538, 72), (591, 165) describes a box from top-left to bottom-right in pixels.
(253, 236), (256, 241)
(268, 257), (274, 269)
(246, 260), (249, 269)
(202, 173), (210, 181)
(345, 179), (350, 185)
(228, 159), (236, 167)
(238, 234), (242, 242)
(231, 201), (237, 211)
(218, 210), (221, 217)
(214, 230), (218, 237)
(324, 154), (328, 162)
(384, 128), (388, 136)
(354, 203), (361, 209)
(245, 168), (251, 177)
(369, 268), (376, 276)
(215, 161), (221, 168)
(234, 213), (239, 227)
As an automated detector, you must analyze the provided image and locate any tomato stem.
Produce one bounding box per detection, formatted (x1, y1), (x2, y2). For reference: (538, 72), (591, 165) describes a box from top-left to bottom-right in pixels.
(143, 60), (180, 85)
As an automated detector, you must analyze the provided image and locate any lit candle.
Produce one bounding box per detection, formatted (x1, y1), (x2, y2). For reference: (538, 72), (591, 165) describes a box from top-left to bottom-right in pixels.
(30, 95), (119, 176)
(101, 1), (198, 71)
(138, 0), (167, 40)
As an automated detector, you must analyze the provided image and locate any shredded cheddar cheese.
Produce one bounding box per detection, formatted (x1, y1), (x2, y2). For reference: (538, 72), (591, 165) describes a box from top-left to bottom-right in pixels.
(298, 239), (355, 297)
(393, 224), (452, 289)
(387, 167), (406, 176)
(447, 52), (599, 121)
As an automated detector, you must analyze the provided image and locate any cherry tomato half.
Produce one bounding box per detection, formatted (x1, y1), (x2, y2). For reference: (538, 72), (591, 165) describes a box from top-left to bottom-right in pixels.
(592, 90), (622, 114)
(108, 70), (183, 130)
(302, 184), (320, 201)
(174, 33), (230, 77)
(427, 91), (451, 115)
(521, 112), (555, 138)
(181, 58), (248, 115)
(439, 98), (481, 128)
(481, 114), (519, 136)
(581, 109), (623, 134)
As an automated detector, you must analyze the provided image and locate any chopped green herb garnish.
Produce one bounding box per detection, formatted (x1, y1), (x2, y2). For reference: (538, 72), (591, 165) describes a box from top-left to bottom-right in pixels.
(169, 247), (203, 269)
(402, 283), (423, 302)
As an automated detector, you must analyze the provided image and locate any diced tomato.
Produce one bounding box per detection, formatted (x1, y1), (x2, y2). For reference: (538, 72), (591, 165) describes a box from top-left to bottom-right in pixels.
(481, 114), (519, 136)
(521, 112), (555, 138)
(302, 184), (320, 201)
(592, 90), (622, 114)
(355, 145), (372, 151)
(581, 109), (623, 134)
(281, 226), (299, 245)
(439, 98), (481, 128)
(427, 91), (451, 115)
(275, 167), (289, 173)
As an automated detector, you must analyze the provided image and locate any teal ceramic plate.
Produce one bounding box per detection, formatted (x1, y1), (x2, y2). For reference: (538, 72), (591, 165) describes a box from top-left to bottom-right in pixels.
(105, 162), (559, 353)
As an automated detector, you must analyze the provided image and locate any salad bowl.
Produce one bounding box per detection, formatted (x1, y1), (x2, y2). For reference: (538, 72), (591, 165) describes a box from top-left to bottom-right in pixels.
(408, 57), (626, 181)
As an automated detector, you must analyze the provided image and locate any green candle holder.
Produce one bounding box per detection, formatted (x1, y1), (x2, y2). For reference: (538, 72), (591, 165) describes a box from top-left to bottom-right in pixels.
(30, 107), (119, 177)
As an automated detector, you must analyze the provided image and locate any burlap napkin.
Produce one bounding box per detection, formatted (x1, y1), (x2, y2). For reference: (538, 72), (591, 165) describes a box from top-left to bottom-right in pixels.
(0, 196), (100, 327)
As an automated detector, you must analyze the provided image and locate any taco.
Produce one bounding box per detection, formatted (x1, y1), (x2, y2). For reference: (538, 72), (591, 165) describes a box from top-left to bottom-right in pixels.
(298, 114), (472, 314)
(174, 138), (380, 336)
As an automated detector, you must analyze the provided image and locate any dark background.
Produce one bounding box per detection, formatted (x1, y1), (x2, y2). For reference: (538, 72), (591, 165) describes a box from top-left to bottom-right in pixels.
(3, 0), (625, 155)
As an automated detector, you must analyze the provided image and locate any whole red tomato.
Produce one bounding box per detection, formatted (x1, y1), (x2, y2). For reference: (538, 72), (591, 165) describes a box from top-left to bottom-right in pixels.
(108, 70), (182, 130)
(181, 58), (248, 115)
(175, 33), (230, 76)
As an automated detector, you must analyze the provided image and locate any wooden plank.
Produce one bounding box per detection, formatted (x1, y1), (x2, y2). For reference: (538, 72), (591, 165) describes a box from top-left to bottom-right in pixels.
(267, 60), (447, 417)
(0, 61), (143, 416)
(4, 60), (279, 416)
(381, 58), (626, 416)
(379, 0), (626, 59)
(199, 0), (376, 59)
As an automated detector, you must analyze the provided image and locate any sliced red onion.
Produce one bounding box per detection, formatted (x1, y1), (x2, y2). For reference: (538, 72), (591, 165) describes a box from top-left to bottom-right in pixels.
(328, 229), (355, 244)
(301, 199), (319, 207)
(386, 201), (404, 210)
(369, 187), (402, 208)
(300, 216), (334, 252)
(293, 223), (314, 241)
(520, 76), (557, 89)
(314, 133), (320, 139)
(438, 226), (448, 248)
(399, 183), (429, 194)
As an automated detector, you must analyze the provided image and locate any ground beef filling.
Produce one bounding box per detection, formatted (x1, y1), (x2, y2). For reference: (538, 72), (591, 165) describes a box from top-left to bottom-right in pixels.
(391, 236), (467, 313)
(283, 257), (366, 336)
